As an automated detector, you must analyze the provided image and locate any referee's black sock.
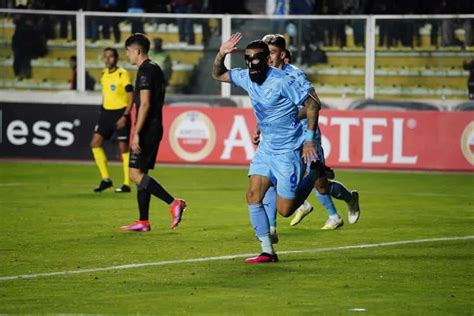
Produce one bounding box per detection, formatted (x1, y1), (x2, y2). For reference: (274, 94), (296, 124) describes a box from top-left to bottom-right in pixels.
(137, 188), (151, 221)
(139, 174), (175, 205)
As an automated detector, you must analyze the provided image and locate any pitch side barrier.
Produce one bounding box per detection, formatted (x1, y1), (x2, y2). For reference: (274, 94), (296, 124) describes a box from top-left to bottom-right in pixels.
(1, 102), (473, 171)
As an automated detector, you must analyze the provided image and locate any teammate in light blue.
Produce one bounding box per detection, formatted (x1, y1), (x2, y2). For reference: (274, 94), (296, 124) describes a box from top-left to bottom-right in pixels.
(212, 33), (321, 263)
(261, 34), (360, 232)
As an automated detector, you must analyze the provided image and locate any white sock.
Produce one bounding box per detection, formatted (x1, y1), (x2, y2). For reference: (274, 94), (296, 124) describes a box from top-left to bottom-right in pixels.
(258, 235), (274, 254)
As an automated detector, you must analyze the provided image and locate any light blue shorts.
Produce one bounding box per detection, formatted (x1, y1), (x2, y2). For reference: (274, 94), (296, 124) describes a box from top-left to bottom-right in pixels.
(249, 148), (304, 200)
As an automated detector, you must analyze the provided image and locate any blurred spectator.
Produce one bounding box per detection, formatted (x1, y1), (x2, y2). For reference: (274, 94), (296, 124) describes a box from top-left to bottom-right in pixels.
(171, 0), (195, 45)
(145, 0), (170, 13)
(440, 0), (473, 47)
(11, 4), (34, 79)
(212, 0), (249, 13)
(193, 0), (211, 47)
(266, 0), (289, 35)
(346, 0), (368, 47)
(374, 0), (397, 48)
(463, 59), (474, 99)
(127, 0), (145, 34)
(69, 55), (96, 91)
(149, 37), (173, 85)
(93, 0), (121, 43)
(325, 1), (346, 47)
(53, 0), (78, 40)
(442, 19), (473, 47)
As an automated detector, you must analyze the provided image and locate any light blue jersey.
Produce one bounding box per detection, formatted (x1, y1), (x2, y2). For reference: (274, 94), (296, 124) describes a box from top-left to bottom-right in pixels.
(282, 63), (321, 144)
(229, 67), (308, 154)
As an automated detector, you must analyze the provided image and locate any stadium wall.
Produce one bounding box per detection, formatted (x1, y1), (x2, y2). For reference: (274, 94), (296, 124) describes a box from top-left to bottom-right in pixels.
(1, 102), (473, 171)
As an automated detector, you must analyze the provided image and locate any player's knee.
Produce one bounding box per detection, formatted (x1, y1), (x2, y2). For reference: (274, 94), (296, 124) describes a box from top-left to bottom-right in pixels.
(315, 178), (330, 195)
(129, 170), (141, 184)
(90, 139), (100, 148)
(246, 190), (262, 205)
(90, 135), (103, 148)
(277, 208), (292, 218)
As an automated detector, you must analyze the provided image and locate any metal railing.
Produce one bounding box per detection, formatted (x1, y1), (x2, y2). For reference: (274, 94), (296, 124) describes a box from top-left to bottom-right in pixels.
(1, 9), (473, 99)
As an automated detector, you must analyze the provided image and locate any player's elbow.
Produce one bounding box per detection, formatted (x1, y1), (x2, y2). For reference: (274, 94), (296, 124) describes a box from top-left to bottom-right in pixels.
(211, 73), (224, 82)
(211, 71), (229, 83)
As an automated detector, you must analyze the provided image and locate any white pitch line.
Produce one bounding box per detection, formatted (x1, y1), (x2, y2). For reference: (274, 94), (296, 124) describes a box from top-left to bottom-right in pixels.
(1, 235), (473, 282)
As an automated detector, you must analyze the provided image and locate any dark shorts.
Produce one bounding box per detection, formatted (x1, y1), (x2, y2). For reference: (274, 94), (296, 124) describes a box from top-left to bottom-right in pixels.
(94, 108), (130, 142)
(129, 123), (163, 171)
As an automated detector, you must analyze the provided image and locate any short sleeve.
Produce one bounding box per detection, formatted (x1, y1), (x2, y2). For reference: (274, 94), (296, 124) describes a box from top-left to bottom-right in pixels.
(280, 75), (310, 107)
(137, 67), (153, 90)
(229, 68), (249, 91)
(121, 69), (133, 92)
(121, 69), (132, 86)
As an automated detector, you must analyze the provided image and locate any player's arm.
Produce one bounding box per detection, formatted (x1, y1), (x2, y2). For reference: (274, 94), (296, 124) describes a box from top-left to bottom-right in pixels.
(116, 84), (134, 128)
(301, 91), (321, 163)
(252, 124), (260, 145)
(298, 90), (321, 120)
(131, 89), (151, 154)
(211, 32), (242, 83)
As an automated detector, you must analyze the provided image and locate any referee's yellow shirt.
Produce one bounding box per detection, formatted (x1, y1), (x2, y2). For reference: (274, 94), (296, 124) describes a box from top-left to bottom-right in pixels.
(100, 67), (132, 110)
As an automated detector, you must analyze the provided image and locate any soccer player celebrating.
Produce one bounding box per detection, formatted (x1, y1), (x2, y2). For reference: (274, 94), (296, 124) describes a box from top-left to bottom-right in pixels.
(91, 48), (133, 193)
(212, 33), (321, 263)
(263, 34), (360, 230)
(120, 33), (186, 232)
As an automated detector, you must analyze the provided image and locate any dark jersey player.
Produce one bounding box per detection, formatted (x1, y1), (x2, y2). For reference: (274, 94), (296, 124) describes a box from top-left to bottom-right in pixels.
(120, 33), (186, 232)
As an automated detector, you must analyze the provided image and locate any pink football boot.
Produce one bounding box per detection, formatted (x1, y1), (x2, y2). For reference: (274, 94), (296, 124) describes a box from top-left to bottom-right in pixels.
(170, 199), (187, 229)
(244, 253), (279, 264)
(119, 220), (151, 232)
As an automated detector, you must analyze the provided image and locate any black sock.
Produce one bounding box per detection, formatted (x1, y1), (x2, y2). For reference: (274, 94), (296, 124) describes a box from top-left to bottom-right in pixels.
(137, 188), (151, 221)
(139, 174), (175, 205)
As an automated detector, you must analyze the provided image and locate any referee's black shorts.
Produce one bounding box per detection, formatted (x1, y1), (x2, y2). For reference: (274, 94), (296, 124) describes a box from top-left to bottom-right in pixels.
(94, 108), (131, 142)
(129, 122), (163, 171)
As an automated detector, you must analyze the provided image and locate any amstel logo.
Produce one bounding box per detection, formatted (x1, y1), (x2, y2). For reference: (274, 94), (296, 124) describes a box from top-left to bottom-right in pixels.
(169, 111), (216, 162)
(460, 121), (474, 165)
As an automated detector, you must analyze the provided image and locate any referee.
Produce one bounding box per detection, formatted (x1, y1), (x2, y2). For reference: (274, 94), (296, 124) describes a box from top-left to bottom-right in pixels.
(91, 48), (133, 193)
(120, 33), (186, 232)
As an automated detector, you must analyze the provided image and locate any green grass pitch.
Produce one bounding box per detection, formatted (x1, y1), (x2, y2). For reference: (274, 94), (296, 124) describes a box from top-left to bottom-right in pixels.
(0, 162), (473, 314)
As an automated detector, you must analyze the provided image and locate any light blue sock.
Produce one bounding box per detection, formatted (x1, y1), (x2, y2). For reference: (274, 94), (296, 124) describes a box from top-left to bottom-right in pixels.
(262, 186), (277, 228)
(329, 181), (352, 203)
(315, 189), (338, 217)
(248, 203), (273, 254)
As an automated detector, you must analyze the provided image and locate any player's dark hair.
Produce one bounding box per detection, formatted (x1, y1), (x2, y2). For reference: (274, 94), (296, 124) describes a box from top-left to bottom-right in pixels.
(104, 47), (118, 58)
(262, 34), (286, 50)
(125, 33), (150, 54)
(246, 40), (269, 56)
(284, 48), (292, 63)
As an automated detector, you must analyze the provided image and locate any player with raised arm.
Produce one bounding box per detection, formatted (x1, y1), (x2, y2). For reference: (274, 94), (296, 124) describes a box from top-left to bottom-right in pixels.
(212, 33), (321, 263)
(120, 33), (186, 232)
(263, 34), (360, 230)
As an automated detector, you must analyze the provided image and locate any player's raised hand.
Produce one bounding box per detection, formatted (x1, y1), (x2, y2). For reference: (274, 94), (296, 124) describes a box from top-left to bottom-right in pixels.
(219, 32), (242, 56)
(302, 141), (318, 164)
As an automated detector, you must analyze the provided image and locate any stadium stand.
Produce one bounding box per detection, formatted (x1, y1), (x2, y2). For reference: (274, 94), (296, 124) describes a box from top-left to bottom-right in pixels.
(0, 17), (205, 93)
(0, 12), (473, 101)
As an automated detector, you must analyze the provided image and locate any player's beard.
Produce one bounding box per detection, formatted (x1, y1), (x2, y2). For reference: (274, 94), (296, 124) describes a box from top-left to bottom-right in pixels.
(249, 66), (268, 85)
